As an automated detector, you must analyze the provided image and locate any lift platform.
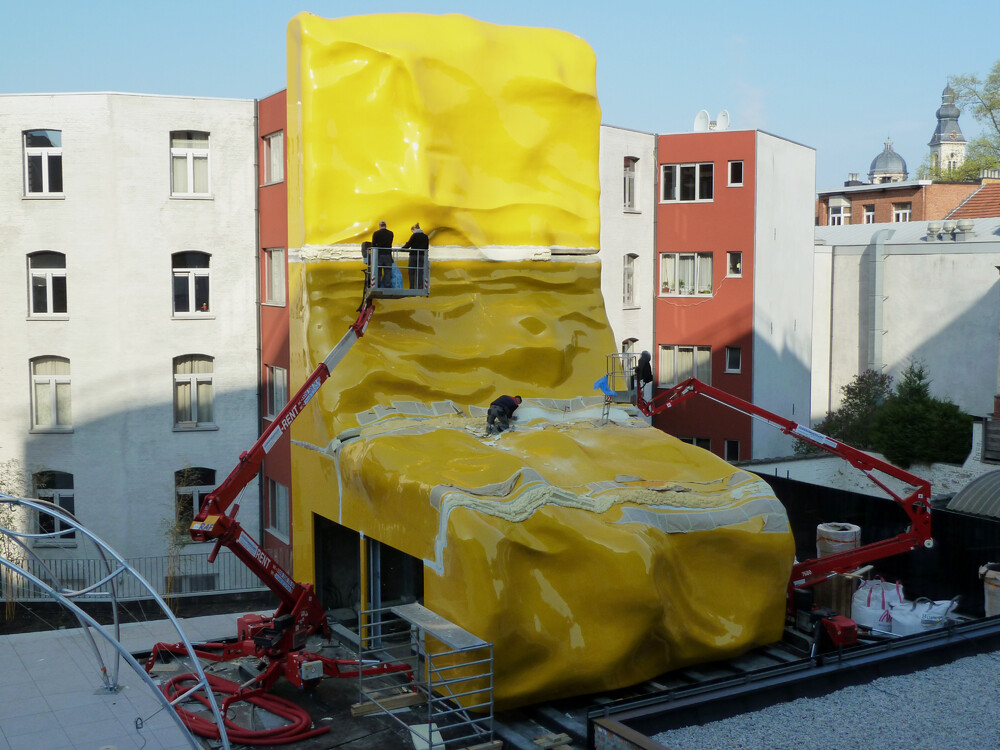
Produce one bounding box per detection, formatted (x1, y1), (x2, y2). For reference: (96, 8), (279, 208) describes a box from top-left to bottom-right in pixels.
(363, 244), (431, 300)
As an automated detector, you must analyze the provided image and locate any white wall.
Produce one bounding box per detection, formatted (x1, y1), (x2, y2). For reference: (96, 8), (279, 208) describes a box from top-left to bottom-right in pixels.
(751, 132), (816, 458)
(0, 93), (259, 562)
(598, 125), (655, 358)
(814, 220), (1000, 420)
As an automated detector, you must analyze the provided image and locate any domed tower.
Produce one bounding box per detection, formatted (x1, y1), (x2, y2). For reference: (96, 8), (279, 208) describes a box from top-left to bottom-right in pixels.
(868, 138), (908, 183)
(928, 83), (966, 173)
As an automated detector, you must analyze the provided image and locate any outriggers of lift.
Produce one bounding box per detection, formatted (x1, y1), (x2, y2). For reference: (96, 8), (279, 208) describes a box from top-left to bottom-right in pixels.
(146, 253), (432, 744)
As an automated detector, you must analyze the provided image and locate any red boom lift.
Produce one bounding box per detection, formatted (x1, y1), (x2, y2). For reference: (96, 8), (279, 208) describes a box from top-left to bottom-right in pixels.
(145, 300), (413, 743)
(636, 377), (933, 649)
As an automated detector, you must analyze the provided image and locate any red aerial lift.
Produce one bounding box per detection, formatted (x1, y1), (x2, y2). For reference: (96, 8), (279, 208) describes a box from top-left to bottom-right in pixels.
(636, 377), (933, 590)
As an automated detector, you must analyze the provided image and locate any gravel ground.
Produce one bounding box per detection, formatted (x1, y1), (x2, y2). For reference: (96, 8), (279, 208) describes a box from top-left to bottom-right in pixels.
(653, 647), (1000, 749)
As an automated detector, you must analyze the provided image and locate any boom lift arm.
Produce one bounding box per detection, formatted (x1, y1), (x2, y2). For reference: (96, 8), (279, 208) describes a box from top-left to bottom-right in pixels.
(637, 378), (933, 588)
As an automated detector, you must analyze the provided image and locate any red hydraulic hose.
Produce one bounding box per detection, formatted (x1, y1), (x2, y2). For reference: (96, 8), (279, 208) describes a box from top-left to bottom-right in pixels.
(160, 672), (329, 746)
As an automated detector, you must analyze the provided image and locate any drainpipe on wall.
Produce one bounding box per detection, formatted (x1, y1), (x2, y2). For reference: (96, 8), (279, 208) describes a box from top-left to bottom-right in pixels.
(863, 228), (894, 373)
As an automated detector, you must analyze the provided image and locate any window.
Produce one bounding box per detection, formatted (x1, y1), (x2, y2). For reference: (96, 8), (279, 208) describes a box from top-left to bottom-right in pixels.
(893, 202), (911, 223)
(263, 248), (286, 306)
(172, 252), (211, 315)
(267, 478), (290, 540)
(265, 365), (288, 419)
(263, 130), (284, 184)
(23, 130), (63, 195)
(679, 437), (711, 450)
(30, 356), (71, 431)
(28, 252), (67, 316)
(33, 470), (75, 544)
(659, 345), (711, 387)
(725, 346), (742, 373)
(661, 162), (713, 202)
(660, 253), (713, 296)
(622, 253), (637, 307)
(727, 251), (742, 277)
(828, 206), (849, 225)
(863, 204), (875, 224)
(724, 439), (740, 462)
(728, 161), (743, 187)
(173, 355), (214, 428)
(170, 131), (210, 196)
(623, 156), (638, 210)
(175, 467), (216, 532)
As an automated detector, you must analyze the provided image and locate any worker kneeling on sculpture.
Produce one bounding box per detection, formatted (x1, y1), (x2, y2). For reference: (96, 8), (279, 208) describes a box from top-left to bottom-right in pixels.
(486, 395), (521, 434)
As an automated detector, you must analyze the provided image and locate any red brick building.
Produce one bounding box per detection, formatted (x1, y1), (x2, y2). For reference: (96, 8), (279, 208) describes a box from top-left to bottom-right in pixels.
(816, 181), (978, 226)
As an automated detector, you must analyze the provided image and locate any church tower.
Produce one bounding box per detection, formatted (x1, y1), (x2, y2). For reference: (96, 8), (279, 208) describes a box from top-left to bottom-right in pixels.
(928, 83), (966, 173)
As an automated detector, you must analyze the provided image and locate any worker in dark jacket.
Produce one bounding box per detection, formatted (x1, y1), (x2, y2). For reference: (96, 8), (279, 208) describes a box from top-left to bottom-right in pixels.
(634, 350), (653, 406)
(371, 220), (394, 287)
(401, 222), (429, 290)
(487, 395), (522, 434)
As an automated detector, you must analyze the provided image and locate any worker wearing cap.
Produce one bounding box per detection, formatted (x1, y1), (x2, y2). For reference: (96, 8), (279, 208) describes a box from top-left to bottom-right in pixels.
(401, 222), (429, 290)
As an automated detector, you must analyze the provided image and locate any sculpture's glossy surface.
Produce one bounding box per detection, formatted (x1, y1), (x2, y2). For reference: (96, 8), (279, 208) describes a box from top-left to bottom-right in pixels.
(286, 13), (794, 709)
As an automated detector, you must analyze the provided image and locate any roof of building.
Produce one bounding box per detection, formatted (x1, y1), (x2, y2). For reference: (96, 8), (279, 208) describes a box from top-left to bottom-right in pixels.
(930, 84), (965, 146)
(947, 469), (1000, 518)
(948, 183), (1000, 219)
(817, 179), (931, 197)
(815, 215), (1000, 246)
(869, 139), (908, 178)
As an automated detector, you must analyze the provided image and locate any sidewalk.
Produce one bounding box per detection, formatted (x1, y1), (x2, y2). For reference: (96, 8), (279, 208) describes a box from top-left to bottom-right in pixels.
(0, 612), (253, 750)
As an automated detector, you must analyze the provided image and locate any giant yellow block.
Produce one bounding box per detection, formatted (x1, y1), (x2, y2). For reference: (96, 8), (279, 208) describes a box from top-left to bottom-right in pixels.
(287, 12), (600, 250)
(286, 13), (794, 709)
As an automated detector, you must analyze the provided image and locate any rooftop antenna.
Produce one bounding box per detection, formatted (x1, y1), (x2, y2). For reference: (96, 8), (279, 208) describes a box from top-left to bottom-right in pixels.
(715, 110), (730, 131)
(693, 109), (710, 132)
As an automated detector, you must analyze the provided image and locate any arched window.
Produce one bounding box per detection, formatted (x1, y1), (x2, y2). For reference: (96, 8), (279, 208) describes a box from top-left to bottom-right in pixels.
(173, 355), (214, 428)
(28, 251), (67, 316)
(172, 251), (211, 314)
(33, 470), (75, 543)
(30, 356), (71, 430)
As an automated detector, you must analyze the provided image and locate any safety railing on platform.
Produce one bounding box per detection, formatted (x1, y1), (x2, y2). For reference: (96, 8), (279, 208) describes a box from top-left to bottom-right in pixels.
(363, 246), (431, 299)
(0, 545), (291, 601)
(357, 603), (494, 749)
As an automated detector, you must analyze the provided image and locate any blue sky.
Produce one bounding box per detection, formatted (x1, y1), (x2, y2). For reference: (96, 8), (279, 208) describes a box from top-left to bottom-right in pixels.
(2, 0), (997, 190)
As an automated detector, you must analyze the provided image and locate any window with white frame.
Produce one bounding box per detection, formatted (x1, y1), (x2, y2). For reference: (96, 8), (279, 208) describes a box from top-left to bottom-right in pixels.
(173, 355), (214, 428)
(660, 252), (713, 296)
(263, 130), (284, 184)
(728, 161), (743, 187)
(828, 206), (849, 225)
(30, 356), (71, 431)
(267, 478), (290, 539)
(658, 345), (711, 387)
(28, 251), (67, 316)
(725, 439), (740, 462)
(863, 204), (875, 224)
(893, 202), (911, 222)
(622, 253), (637, 306)
(33, 470), (75, 544)
(172, 251), (211, 314)
(170, 131), (210, 196)
(23, 130), (63, 195)
(727, 251), (742, 277)
(263, 248), (286, 305)
(623, 156), (638, 210)
(661, 162), (713, 202)
(725, 346), (742, 373)
(679, 437), (711, 451)
(265, 364), (288, 419)
(174, 467), (216, 532)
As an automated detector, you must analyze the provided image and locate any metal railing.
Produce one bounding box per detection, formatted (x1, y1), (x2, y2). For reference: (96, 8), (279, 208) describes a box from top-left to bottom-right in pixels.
(357, 603), (494, 749)
(1, 545), (291, 601)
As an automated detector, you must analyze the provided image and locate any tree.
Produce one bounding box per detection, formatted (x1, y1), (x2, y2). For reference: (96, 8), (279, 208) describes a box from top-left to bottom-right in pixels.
(870, 362), (972, 468)
(949, 60), (1000, 176)
(795, 369), (893, 455)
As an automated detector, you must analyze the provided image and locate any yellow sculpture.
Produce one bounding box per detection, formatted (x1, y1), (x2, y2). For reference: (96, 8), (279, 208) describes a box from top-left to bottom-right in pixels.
(286, 12), (794, 709)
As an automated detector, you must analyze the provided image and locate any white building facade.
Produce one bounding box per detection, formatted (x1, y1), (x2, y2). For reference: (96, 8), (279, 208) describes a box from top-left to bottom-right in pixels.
(0, 93), (260, 585)
(813, 218), (1000, 422)
(598, 125), (656, 359)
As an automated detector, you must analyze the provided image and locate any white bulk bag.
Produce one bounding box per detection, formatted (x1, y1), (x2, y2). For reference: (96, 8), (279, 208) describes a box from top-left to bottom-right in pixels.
(889, 598), (959, 636)
(851, 577), (904, 629)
